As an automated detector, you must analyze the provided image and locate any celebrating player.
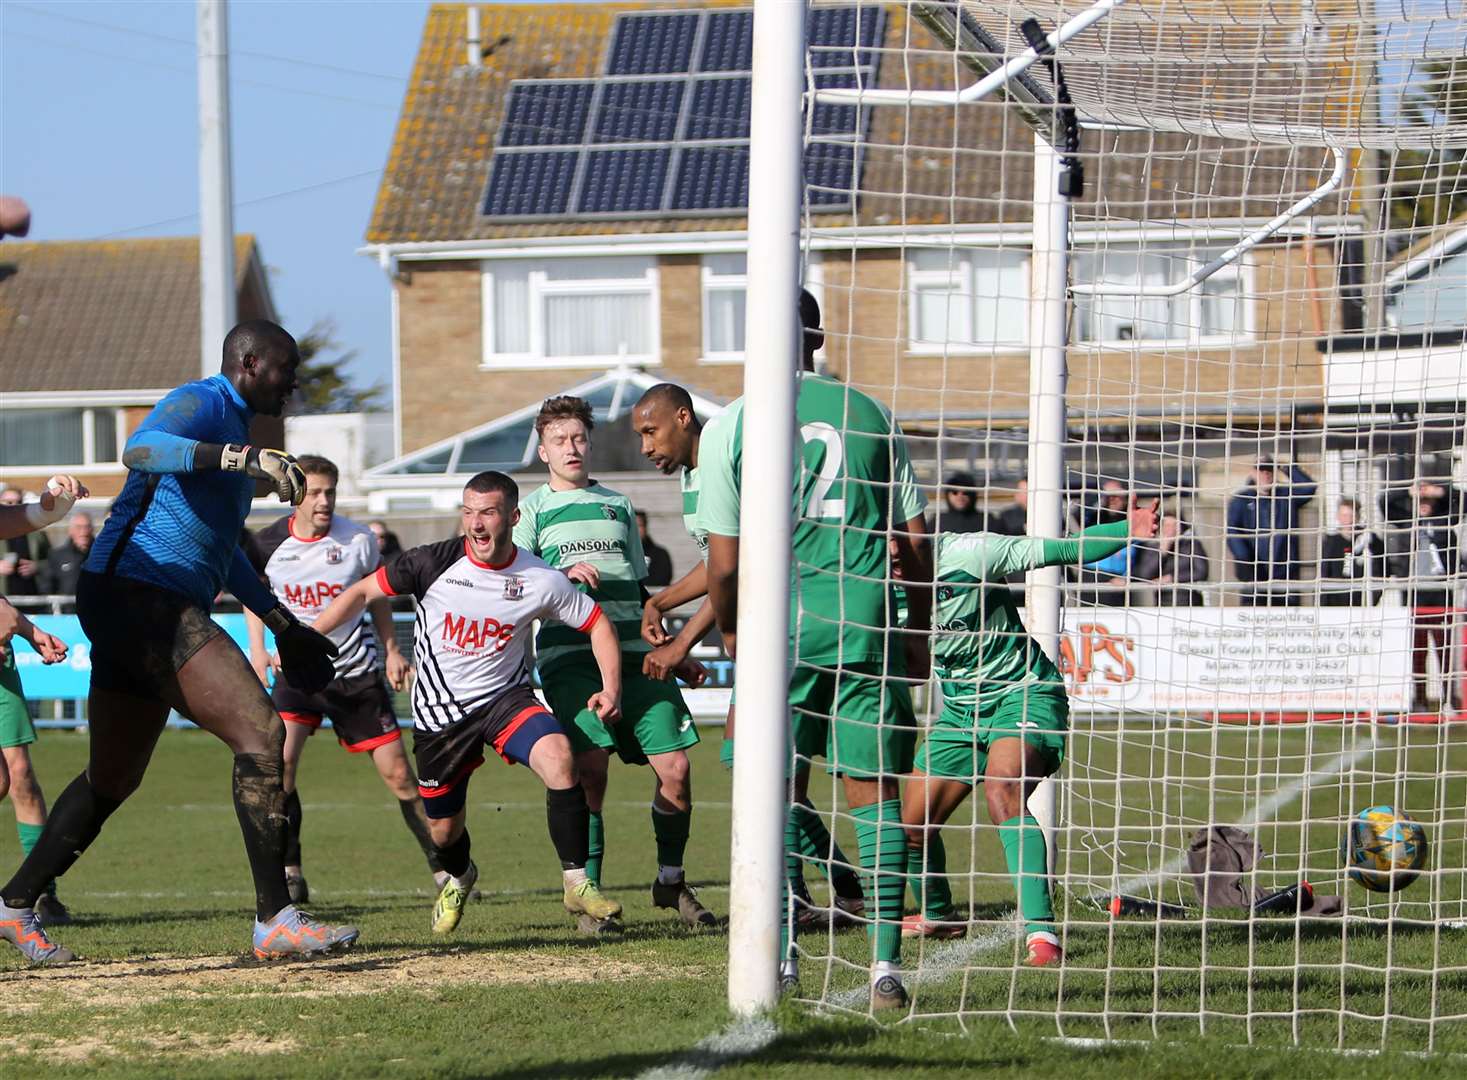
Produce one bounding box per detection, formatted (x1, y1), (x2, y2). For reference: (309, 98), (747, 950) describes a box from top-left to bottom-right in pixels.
(515, 396), (716, 934)
(245, 455), (442, 903)
(0, 321), (355, 966)
(0, 477), (88, 930)
(901, 503), (1155, 967)
(308, 471), (624, 936)
(632, 382), (868, 932)
(697, 291), (933, 1010)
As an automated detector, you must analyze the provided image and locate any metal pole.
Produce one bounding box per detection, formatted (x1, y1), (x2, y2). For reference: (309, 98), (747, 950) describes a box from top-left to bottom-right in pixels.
(727, 0), (802, 1017)
(198, 0), (237, 378)
(1025, 133), (1071, 874)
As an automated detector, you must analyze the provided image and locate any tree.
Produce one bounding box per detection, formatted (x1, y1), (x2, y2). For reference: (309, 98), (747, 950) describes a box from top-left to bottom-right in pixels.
(291, 319), (387, 414)
(1387, 60), (1467, 233)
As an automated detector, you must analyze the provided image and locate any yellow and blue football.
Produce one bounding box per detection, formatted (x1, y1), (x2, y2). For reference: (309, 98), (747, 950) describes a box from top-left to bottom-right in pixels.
(1341, 806), (1428, 893)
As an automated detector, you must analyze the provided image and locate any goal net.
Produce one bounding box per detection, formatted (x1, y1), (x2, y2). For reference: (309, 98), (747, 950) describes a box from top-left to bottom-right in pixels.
(759, 0), (1467, 1051)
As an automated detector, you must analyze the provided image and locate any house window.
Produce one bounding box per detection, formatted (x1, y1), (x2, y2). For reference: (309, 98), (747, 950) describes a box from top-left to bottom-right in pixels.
(701, 254), (747, 362)
(0, 408), (122, 467)
(481, 256), (659, 368)
(907, 248), (1028, 350)
(1387, 247), (1467, 332)
(1072, 245), (1250, 345)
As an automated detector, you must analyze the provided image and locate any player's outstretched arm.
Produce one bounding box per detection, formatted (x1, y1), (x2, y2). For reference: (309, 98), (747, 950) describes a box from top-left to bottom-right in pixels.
(892, 513), (933, 682)
(585, 611), (623, 725)
(705, 533), (739, 657)
(314, 574), (384, 640)
(368, 595), (412, 691)
(243, 608), (274, 686)
(643, 598), (716, 681)
(0, 476), (88, 540)
(641, 562), (709, 646)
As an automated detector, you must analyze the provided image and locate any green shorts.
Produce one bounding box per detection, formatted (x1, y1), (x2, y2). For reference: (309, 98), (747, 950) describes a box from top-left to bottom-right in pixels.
(542, 663), (698, 767)
(789, 660), (916, 780)
(915, 685), (1068, 782)
(0, 651), (36, 749)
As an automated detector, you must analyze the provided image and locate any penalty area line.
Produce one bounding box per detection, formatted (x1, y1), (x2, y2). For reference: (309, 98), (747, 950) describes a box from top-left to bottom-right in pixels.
(633, 1015), (780, 1080)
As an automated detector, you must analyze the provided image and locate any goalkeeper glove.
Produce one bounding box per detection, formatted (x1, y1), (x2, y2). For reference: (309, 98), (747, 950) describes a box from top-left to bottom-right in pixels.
(220, 445), (307, 505)
(263, 606), (338, 694)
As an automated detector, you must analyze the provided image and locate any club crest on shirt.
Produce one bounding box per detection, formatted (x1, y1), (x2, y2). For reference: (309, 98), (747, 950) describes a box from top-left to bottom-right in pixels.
(503, 575), (526, 600)
(327, 545), (344, 565)
(601, 505), (618, 521)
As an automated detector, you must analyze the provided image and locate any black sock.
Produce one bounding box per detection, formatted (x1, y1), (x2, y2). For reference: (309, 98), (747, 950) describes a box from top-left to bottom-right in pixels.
(232, 752), (292, 922)
(833, 866), (864, 900)
(2, 773), (121, 908)
(434, 830), (471, 879)
(283, 789), (303, 868)
(400, 798), (442, 873)
(546, 785), (590, 871)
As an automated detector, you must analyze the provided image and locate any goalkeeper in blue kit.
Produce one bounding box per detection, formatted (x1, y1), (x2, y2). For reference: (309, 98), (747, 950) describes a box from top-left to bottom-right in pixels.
(0, 320), (357, 966)
(901, 500), (1155, 967)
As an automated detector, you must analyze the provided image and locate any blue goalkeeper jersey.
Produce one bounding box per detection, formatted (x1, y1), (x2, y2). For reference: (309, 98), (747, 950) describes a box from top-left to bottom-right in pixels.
(85, 374), (275, 614)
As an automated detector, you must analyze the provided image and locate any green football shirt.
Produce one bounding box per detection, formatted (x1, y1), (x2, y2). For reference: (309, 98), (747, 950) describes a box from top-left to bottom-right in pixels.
(696, 374), (926, 666)
(514, 481), (651, 676)
(680, 461), (708, 563)
(931, 522), (1129, 706)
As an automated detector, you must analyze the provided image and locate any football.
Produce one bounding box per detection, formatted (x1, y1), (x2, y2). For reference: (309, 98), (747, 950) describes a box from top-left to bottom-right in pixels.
(1341, 806), (1429, 893)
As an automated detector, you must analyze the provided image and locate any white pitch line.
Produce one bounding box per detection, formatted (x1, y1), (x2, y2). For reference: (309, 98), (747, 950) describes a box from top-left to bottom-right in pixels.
(633, 1015), (780, 1080)
(828, 912), (1019, 1009)
(1112, 735), (1377, 898)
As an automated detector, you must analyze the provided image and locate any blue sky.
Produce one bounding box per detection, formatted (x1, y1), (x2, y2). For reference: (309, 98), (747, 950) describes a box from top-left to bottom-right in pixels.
(2, 0), (432, 400)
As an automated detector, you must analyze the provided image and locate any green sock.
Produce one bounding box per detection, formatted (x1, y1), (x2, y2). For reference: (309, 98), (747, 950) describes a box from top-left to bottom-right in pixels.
(719, 738), (734, 770)
(999, 815), (1055, 936)
(651, 804), (691, 871)
(851, 800), (905, 965)
(586, 811), (604, 887)
(784, 803), (810, 897)
(792, 801), (861, 899)
(16, 822), (55, 898)
(906, 832), (953, 919)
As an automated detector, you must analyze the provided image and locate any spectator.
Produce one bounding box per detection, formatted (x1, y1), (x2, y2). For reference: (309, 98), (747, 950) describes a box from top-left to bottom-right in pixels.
(0, 488), (48, 598)
(43, 512), (95, 596)
(1406, 496), (1459, 712)
(636, 509), (673, 587)
(928, 470), (988, 534)
(368, 519), (403, 562)
(992, 479), (1028, 536)
(1133, 513), (1210, 606)
(1318, 497), (1385, 606)
(1091, 479), (1130, 526)
(1226, 456), (1316, 606)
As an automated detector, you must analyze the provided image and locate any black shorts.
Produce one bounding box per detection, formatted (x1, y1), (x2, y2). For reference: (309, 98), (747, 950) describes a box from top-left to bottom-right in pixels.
(413, 687), (564, 819)
(77, 572), (225, 699)
(273, 669), (401, 753)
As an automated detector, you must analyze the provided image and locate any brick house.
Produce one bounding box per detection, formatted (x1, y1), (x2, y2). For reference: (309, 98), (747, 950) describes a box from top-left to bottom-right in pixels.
(0, 235), (283, 500)
(362, 2), (1379, 571)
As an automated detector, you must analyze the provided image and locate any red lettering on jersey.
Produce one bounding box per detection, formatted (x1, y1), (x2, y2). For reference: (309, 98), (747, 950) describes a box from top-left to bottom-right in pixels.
(440, 611), (515, 653)
(284, 581), (345, 610)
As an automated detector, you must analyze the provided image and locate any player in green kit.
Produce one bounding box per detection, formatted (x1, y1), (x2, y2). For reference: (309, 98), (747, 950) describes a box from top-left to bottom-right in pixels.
(698, 291), (933, 1011)
(633, 382), (869, 933)
(900, 503), (1155, 967)
(515, 396), (718, 934)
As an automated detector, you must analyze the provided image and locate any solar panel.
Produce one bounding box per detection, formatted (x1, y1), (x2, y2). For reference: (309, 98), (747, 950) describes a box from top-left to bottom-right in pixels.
(671, 146), (749, 212)
(607, 12), (699, 75)
(498, 81), (595, 147)
(482, 151), (579, 217)
(687, 77), (751, 142)
(593, 80), (685, 144)
(578, 149), (672, 214)
(482, 7), (884, 219)
(699, 10), (754, 72)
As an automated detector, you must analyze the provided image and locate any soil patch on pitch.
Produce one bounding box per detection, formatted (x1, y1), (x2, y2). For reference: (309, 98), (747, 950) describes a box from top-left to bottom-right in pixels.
(0, 947), (687, 1010)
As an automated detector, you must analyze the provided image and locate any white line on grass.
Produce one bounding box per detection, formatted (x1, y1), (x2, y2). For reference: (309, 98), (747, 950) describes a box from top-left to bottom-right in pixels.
(1112, 734), (1377, 898)
(828, 913), (1019, 1010)
(632, 1015), (780, 1080)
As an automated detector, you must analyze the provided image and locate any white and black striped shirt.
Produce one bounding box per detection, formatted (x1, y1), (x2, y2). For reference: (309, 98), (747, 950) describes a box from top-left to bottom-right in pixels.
(377, 538), (601, 733)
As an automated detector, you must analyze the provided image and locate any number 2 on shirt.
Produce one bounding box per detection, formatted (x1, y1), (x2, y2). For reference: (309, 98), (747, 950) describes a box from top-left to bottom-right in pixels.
(800, 421), (846, 521)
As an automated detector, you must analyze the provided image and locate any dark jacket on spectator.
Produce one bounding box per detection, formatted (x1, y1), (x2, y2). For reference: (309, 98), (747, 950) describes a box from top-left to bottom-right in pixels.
(926, 506), (990, 535)
(1133, 530), (1210, 605)
(0, 532), (48, 597)
(1318, 528), (1385, 606)
(643, 538), (673, 588)
(43, 540), (92, 597)
(992, 503), (1027, 537)
(1226, 465), (1317, 586)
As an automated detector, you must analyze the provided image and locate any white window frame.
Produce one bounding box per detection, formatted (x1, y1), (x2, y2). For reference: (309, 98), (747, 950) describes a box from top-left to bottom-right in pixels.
(1071, 244), (1256, 349)
(905, 249), (1030, 356)
(699, 254), (749, 365)
(0, 406), (125, 472)
(480, 257), (661, 370)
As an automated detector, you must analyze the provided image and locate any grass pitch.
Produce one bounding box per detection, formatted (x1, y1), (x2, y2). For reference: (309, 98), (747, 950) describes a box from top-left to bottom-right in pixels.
(1, 725), (1464, 1077)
